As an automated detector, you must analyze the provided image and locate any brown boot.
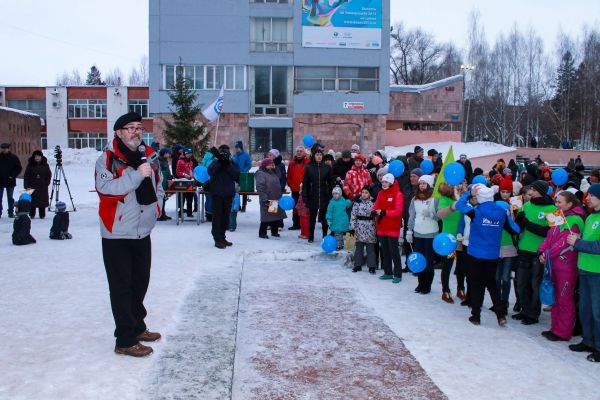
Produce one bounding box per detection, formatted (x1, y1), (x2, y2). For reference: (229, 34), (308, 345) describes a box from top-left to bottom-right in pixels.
(136, 329), (162, 342)
(456, 290), (466, 301)
(114, 343), (153, 357)
(442, 292), (455, 304)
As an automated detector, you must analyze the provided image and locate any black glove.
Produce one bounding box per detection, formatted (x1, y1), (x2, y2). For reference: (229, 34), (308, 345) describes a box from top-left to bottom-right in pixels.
(380, 210), (386, 217)
(370, 210), (377, 218)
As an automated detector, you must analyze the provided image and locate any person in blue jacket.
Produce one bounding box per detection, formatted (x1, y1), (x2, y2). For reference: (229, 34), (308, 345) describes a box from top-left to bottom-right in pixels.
(455, 184), (520, 327)
(233, 141), (252, 212)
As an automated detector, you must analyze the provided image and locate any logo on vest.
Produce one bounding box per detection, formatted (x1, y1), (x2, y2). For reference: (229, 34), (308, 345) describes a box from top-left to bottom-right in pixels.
(537, 212), (545, 220)
(593, 221), (600, 230)
(482, 217), (500, 227)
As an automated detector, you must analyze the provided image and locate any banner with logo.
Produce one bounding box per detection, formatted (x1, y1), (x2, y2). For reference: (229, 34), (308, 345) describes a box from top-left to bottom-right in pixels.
(302, 0), (382, 49)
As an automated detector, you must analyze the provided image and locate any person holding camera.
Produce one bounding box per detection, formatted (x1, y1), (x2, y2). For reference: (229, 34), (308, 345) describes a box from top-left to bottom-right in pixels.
(95, 111), (164, 357)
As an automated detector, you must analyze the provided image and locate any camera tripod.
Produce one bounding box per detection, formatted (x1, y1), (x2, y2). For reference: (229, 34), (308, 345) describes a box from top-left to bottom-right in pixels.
(49, 147), (76, 211)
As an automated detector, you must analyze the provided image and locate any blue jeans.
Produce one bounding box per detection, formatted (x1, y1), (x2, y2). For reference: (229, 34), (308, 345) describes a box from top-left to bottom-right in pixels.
(0, 186), (15, 216)
(496, 257), (515, 306)
(579, 270), (600, 350)
(228, 211), (237, 231)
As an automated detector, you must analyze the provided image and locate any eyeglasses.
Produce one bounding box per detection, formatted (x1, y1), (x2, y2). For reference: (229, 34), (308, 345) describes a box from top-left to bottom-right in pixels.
(122, 126), (145, 133)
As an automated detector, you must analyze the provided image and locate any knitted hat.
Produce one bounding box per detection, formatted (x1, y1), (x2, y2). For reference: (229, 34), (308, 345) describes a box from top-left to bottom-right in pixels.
(260, 158), (274, 168)
(269, 149), (280, 158)
(382, 173), (395, 184)
(55, 201), (67, 212)
(476, 186), (495, 203)
(414, 146), (424, 154)
(410, 168), (424, 177)
(332, 186), (343, 195)
(531, 180), (550, 197)
(418, 174), (434, 188)
(377, 166), (389, 177)
(354, 154), (366, 163)
(0, 143), (10, 149)
(503, 168), (512, 176)
(184, 148), (193, 154)
(159, 148), (171, 155)
(234, 141), (243, 149)
(341, 150), (352, 159)
(459, 154), (467, 159)
(492, 174), (503, 186)
(588, 183), (600, 199)
(499, 178), (513, 193)
(327, 149), (335, 157)
(427, 149), (438, 156)
(351, 144), (360, 152)
(371, 155), (383, 166)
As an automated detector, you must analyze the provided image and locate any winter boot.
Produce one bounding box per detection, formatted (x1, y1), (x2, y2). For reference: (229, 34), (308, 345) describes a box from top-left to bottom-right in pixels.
(587, 351), (600, 362)
(442, 292), (454, 304)
(569, 341), (595, 353)
(469, 315), (481, 325)
(456, 290), (466, 301)
(368, 268), (376, 275)
(352, 266), (362, 273)
(114, 343), (153, 357)
(392, 275), (402, 284)
(379, 274), (393, 280)
(541, 331), (567, 342)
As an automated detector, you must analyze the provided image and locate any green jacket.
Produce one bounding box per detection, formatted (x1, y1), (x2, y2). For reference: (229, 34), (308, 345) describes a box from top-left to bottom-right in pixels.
(326, 196), (352, 233)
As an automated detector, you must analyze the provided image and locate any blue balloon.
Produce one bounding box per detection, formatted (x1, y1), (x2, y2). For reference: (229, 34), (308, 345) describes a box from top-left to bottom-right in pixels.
(407, 252), (427, 273)
(495, 200), (510, 211)
(279, 196), (295, 211)
(321, 235), (337, 253)
(433, 233), (458, 256)
(389, 160), (405, 177)
(472, 175), (487, 186)
(547, 186), (554, 195)
(420, 159), (434, 174)
(552, 168), (568, 186)
(302, 135), (315, 147)
(193, 165), (210, 183)
(443, 162), (466, 186)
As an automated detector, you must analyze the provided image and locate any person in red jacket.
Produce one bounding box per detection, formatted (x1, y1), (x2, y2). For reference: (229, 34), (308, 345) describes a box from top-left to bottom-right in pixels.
(373, 173), (404, 283)
(287, 146), (310, 230)
(176, 148), (195, 217)
(343, 154), (372, 201)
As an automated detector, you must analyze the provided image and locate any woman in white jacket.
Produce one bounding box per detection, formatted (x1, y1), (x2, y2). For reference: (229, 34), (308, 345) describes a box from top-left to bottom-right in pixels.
(407, 175), (439, 294)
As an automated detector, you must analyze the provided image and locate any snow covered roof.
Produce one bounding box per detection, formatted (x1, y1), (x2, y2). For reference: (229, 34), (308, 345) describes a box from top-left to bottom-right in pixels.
(0, 106), (41, 118)
(390, 75), (463, 94)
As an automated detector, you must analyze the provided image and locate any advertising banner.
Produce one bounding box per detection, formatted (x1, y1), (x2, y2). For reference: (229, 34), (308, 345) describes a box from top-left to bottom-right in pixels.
(302, 0), (382, 49)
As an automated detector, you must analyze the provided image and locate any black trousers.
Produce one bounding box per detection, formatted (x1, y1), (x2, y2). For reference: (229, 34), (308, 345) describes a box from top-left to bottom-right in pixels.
(516, 251), (544, 319)
(469, 255), (502, 317)
(308, 207), (328, 241)
(102, 236), (152, 348)
(455, 247), (470, 294)
(441, 256), (455, 293)
(29, 207), (46, 219)
(183, 192), (194, 215)
(380, 235), (402, 277)
(211, 195), (233, 242)
(291, 191), (300, 228)
(259, 221), (279, 236)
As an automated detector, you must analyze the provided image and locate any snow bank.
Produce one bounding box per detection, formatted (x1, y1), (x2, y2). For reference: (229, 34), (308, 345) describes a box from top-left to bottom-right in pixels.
(42, 148), (100, 167)
(384, 141), (515, 159)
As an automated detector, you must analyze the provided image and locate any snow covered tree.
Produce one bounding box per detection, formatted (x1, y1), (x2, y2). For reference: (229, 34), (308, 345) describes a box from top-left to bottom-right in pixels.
(162, 64), (209, 152)
(86, 65), (105, 85)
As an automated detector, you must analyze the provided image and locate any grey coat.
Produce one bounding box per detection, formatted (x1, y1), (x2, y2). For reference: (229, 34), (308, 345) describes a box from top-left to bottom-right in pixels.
(255, 167), (287, 223)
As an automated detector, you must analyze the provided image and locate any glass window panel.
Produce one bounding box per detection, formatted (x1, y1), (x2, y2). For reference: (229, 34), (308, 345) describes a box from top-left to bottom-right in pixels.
(296, 79), (322, 91)
(184, 66), (194, 87)
(255, 18), (271, 41)
(215, 66), (224, 89)
(206, 66), (215, 89)
(254, 66), (270, 104)
(272, 19), (287, 42)
(338, 67), (360, 78)
(235, 66), (245, 90)
(271, 129), (288, 152)
(338, 79), (350, 90)
(165, 65), (174, 89)
(271, 66), (287, 105)
(253, 129), (270, 154)
(356, 80), (378, 91)
(296, 66), (336, 78)
(358, 67), (378, 78)
(194, 66), (205, 89)
(225, 66), (234, 90)
(323, 79), (335, 90)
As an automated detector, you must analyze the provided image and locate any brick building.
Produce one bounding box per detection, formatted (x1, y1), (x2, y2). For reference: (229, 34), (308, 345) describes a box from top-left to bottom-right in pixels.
(0, 106), (42, 176)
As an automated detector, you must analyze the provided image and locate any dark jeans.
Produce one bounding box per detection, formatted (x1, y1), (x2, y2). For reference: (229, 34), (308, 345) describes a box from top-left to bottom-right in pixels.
(497, 257), (515, 307)
(241, 194), (248, 211)
(414, 237), (435, 291)
(380, 235), (402, 277)
(259, 221), (280, 236)
(29, 207), (46, 219)
(211, 195), (233, 242)
(183, 192), (194, 215)
(469, 255), (502, 318)
(516, 251), (544, 319)
(455, 247), (469, 293)
(308, 207), (328, 241)
(579, 271), (600, 350)
(102, 236), (152, 348)
(355, 242), (376, 269)
(291, 191), (300, 228)
(441, 256), (455, 293)
(0, 186), (15, 216)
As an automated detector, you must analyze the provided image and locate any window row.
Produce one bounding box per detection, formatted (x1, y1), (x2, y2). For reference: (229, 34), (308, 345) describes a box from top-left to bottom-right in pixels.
(250, 18), (292, 52)
(66, 132), (154, 150)
(68, 99), (107, 119)
(6, 99), (46, 119)
(250, 128), (292, 154)
(163, 65), (246, 91)
(128, 99), (149, 118)
(295, 67), (379, 92)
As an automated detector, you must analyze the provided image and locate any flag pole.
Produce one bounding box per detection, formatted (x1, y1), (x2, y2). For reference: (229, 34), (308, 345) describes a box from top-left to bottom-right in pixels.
(213, 114), (221, 147)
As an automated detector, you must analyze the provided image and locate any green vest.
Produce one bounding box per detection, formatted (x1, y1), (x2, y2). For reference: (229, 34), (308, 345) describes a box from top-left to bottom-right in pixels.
(438, 196), (460, 235)
(518, 201), (557, 253)
(578, 212), (600, 273)
(561, 214), (585, 233)
(501, 229), (513, 247)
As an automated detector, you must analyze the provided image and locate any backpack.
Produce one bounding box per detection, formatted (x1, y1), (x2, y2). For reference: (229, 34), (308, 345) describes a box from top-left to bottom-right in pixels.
(539, 250), (555, 306)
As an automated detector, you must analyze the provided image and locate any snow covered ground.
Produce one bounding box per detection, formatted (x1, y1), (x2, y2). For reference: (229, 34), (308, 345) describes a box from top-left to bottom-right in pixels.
(385, 141), (515, 160)
(0, 149), (597, 400)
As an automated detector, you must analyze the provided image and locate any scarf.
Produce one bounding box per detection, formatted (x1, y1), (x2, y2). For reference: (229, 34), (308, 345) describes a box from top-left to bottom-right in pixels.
(116, 139), (157, 206)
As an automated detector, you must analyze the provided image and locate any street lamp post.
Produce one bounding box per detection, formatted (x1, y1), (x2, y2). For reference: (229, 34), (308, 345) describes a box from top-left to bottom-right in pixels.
(460, 64), (475, 142)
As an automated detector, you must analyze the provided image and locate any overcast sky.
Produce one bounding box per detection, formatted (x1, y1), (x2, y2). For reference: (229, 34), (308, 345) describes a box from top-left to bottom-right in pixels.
(0, 0), (598, 86)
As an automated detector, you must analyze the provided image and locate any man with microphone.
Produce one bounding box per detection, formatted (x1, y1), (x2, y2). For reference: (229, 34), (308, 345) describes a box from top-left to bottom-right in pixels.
(95, 111), (164, 357)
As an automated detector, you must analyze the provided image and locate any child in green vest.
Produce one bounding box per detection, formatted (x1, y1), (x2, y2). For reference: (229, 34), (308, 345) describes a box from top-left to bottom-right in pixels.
(567, 183), (600, 362)
(514, 180), (557, 325)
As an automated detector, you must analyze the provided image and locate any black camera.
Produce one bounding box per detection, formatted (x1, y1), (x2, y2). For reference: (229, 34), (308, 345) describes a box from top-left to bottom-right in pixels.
(54, 145), (63, 166)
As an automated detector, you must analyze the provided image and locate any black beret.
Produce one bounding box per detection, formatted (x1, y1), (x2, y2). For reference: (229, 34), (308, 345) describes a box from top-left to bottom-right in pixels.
(0, 143), (10, 149)
(113, 112), (142, 131)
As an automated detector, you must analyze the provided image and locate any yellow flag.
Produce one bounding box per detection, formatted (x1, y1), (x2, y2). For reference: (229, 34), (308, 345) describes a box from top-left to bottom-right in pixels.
(432, 145), (455, 198)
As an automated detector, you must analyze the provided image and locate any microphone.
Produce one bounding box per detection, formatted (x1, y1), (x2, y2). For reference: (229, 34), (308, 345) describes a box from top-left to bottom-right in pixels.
(138, 145), (147, 162)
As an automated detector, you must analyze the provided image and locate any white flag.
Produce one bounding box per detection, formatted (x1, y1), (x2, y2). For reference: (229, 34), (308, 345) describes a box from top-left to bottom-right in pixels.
(201, 86), (224, 122)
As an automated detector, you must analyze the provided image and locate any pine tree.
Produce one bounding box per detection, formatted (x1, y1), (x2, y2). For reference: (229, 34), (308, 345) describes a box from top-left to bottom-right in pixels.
(86, 65), (105, 85)
(162, 65), (209, 152)
(552, 51), (577, 140)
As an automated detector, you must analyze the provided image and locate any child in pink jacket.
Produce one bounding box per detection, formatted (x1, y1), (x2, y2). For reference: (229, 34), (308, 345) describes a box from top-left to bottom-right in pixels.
(538, 191), (586, 341)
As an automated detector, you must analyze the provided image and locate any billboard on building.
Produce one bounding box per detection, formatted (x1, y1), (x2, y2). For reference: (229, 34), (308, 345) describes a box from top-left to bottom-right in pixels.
(302, 0), (382, 49)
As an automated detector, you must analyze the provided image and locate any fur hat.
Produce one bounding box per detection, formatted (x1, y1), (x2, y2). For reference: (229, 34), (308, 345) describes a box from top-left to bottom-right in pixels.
(476, 185), (495, 203)
(332, 186), (343, 196)
(382, 173), (395, 184)
(531, 180), (550, 197)
(418, 174), (434, 188)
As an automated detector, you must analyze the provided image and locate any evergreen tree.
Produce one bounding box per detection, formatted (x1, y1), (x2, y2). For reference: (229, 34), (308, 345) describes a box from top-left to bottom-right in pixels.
(85, 65), (105, 85)
(162, 65), (209, 152)
(552, 51), (577, 140)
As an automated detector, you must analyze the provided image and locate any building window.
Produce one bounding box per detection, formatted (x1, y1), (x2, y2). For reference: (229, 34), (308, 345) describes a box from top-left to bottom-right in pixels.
(67, 99), (107, 119)
(295, 67), (379, 92)
(253, 66), (289, 115)
(250, 128), (292, 154)
(142, 132), (154, 144)
(128, 99), (149, 118)
(251, 18), (292, 52)
(41, 133), (47, 150)
(162, 65), (246, 90)
(251, 0), (289, 3)
(68, 132), (108, 150)
(7, 99), (46, 119)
